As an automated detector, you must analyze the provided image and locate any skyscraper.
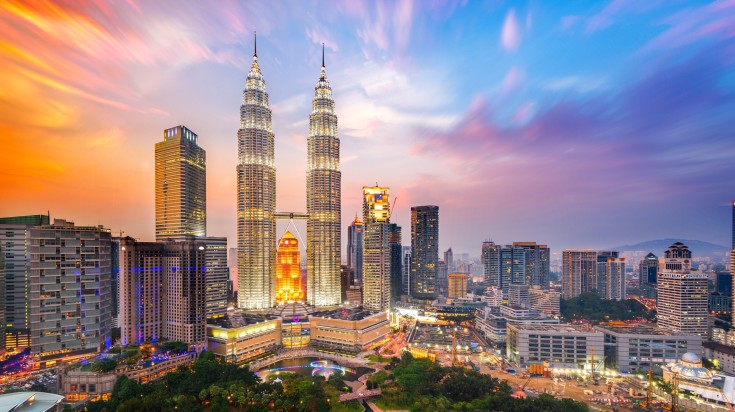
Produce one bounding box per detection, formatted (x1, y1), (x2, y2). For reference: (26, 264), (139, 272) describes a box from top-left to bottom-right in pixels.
(481, 241), (526, 293)
(562, 250), (597, 299)
(347, 216), (364, 286)
(389, 223), (403, 303)
(362, 186), (391, 312)
(119, 237), (207, 347)
(732, 200), (735, 326)
(276, 232), (303, 304)
(639, 252), (658, 299)
(605, 257), (626, 300)
(0, 247), (5, 356)
(203, 236), (228, 318)
(0, 214), (49, 349)
(155, 125), (206, 241)
(512, 242), (550, 289)
(237, 35), (276, 310)
(444, 248), (454, 273)
(402, 246), (411, 296)
(30, 219), (112, 366)
(410, 205), (439, 300)
(658, 242), (708, 338)
(596, 251), (619, 297)
(307, 45), (341, 308)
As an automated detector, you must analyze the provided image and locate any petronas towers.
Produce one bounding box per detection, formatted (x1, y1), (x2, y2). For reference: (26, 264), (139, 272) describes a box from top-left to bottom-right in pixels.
(237, 36), (341, 310)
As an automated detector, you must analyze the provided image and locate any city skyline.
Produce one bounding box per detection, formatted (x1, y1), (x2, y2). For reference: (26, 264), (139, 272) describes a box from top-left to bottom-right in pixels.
(2, 1), (735, 255)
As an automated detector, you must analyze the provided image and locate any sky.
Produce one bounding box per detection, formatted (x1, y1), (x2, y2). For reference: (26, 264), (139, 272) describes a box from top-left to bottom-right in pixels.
(1, 0), (734, 257)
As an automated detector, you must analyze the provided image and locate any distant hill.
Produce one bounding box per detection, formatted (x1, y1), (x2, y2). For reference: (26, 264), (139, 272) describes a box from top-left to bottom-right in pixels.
(611, 239), (729, 257)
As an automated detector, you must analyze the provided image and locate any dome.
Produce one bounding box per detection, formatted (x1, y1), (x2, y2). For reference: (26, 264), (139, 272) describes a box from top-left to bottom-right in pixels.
(682, 352), (701, 364)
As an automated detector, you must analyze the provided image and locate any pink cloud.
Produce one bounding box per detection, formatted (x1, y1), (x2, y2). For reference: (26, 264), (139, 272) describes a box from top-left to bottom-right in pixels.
(502, 67), (523, 94)
(501, 9), (520, 52)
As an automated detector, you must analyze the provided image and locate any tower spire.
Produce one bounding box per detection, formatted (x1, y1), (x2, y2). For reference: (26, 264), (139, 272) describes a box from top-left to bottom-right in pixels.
(321, 42), (325, 68)
(254, 31), (257, 58)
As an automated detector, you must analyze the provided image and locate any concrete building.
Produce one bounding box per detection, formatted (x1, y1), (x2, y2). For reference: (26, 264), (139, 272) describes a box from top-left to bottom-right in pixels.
(507, 323), (604, 369)
(436, 260), (448, 298)
(237, 37), (277, 310)
(207, 314), (281, 364)
(595, 324), (702, 373)
(657, 242), (708, 338)
(444, 247), (454, 273)
(306, 47), (341, 307)
(482, 286), (503, 307)
(401, 246), (411, 296)
(30, 219), (112, 367)
(482, 242), (527, 294)
(508, 284), (530, 308)
(155, 125), (206, 242)
(529, 286), (560, 316)
(0, 214), (50, 349)
(704, 341), (735, 376)
(476, 305), (558, 346)
(118, 237), (206, 348)
(410, 205), (439, 300)
(448, 273), (467, 299)
(309, 309), (390, 353)
(347, 216), (364, 285)
(605, 257), (626, 300)
(362, 186), (391, 312)
(562, 249), (597, 299)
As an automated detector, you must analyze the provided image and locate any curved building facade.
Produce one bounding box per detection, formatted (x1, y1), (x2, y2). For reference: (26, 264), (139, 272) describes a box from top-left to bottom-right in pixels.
(237, 38), (276, 309)
(306, 48), (342, 307)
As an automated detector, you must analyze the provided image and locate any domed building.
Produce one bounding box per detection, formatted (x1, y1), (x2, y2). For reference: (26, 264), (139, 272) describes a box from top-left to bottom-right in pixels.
(663, 352), (735, 406)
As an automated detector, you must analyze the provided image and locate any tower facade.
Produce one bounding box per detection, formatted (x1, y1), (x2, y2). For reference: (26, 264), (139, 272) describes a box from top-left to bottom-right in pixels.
(658, 242), (707, 338)
(306, 47), (341, 307)
(155, 125), (206, 242)
(362, 186), (391, 312)
(389, 223), (403, 303)
(237, 37), (276, 309)
(347, 216), (364, 285)
(562, 249), (597, 299)
(639, 252), (658, 299)
(410, 205), (439, 300)
(276, 232), (303, 304)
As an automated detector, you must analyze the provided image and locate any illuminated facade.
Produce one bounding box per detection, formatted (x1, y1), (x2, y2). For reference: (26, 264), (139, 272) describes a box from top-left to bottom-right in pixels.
(307, 46), (341, 307)
(448, 273), (467, 299)
(276, 232), (304, 304)
(410, 205), (439, 300)
(237, 36), (276, 309)
(561, 249), (597, 299)
(658, 242), (708, 338)
(362, 186), (391, 312)
(155, 125), (206, 242)
(29, 219), (112, 367)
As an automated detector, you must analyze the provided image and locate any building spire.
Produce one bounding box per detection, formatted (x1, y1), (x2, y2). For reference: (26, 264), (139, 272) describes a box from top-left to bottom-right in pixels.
(254, 31), (257, 58)
(321, 42), (325, 69)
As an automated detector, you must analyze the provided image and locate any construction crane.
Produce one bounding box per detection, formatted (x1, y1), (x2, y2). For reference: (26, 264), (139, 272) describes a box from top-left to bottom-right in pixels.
(645, 369), (653, 411)
(390, 196), (398, 217)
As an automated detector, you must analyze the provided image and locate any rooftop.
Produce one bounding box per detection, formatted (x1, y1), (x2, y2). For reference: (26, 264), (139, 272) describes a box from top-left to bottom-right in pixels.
(0, 392), (64, 412)
(595, 324), (700, 337)
(704, 341), (735, 357)
(207, 311), (279, 329)
(511, 323), (599, 333)
(311, 307), (378, 321)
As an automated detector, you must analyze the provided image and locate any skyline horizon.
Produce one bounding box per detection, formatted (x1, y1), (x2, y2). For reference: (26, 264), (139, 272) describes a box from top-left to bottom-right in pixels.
(2, 1), (734, 255)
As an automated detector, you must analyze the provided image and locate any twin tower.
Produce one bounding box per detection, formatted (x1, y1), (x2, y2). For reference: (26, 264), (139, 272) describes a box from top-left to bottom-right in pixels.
(237, 37), (341, 310)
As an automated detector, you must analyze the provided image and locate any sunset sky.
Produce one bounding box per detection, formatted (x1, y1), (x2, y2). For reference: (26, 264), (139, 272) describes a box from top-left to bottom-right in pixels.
(1, 0), (734, 256)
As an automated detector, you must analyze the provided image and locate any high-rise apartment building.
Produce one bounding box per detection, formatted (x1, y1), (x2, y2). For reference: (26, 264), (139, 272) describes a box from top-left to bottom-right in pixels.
(30, 219), (112, 367)
(448, 273), (467, 299)
(155, 125), (206, 242)
(444, 248), (454, 273)
(276, 232), (303, 304)
(639, 252), (658, 299)
(237, 37), (276, 310)
(362, 186), (391, 312)
(482, 242), (526, 293)
(595, 251), (618, 297)
(436, 261), (448, 298)
(410, 205), (439, 300)
(119, 237), (206, 347)
(0, 215), (50, 346)
(513, 242), (550, 289)
(402, 246), (411, 296)
(389, 223), (403, 303)
(658, 242), (708, 338)
(203, 237), (228, 318)
(347, 216), (364, 285)
(307, 46), (341, 307)
(562, 250), (597, 299)
(606, 257), (626, 300)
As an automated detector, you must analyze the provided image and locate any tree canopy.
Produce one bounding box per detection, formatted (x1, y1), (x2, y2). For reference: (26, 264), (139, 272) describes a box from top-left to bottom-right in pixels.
(560, 291), (655, 324)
